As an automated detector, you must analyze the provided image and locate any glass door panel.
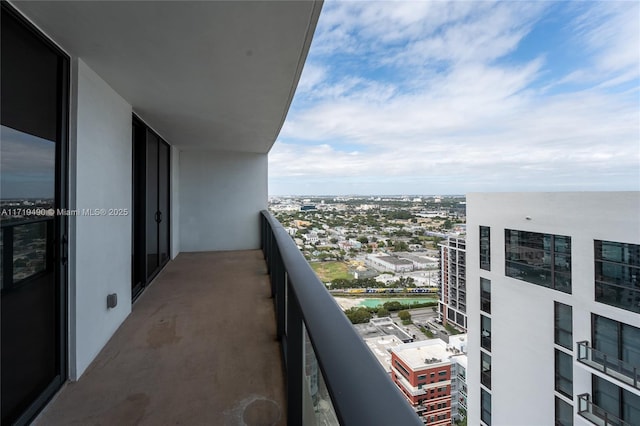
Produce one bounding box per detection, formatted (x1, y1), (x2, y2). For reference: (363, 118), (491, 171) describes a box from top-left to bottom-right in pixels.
(158, 142), (170, 266)
(145, 131), (159, 280)
(1, 4), (67, 423)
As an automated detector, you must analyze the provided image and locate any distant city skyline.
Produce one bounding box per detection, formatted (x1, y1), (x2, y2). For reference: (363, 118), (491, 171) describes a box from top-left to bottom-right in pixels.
(269, 1), (639, 196)
(1, 125), (55, 200)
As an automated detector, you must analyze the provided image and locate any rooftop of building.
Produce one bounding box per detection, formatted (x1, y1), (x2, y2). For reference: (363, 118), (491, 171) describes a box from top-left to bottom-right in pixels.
(392, 339), (451, 370)
(396, 253), (434, 264)
(370, 317), (414, 342)
(364, 335), (404, 373)
(372, 256), (414, 265)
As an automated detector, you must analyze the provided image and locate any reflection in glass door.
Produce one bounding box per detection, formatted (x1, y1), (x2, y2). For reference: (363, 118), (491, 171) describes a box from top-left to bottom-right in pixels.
(1, 4), (68, 425)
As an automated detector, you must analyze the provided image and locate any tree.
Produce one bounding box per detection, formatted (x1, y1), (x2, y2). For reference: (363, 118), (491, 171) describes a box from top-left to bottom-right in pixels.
(344, 307), (372, 324)
(357, 236), (369, 244)
(398, 310), (411, 321)
(377, 240), (385, 248)
(330, 237), (339, 244)
(393, 241), (409, 252)
(376, 307), (390, 317)
(383, 301), (403, 311)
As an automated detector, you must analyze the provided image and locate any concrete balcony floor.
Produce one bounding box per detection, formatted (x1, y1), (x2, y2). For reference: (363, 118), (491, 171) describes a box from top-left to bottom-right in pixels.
(35, 250), (285, 426)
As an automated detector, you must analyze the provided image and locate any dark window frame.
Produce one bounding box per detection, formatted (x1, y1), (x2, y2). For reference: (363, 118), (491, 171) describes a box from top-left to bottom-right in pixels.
(594, 240), (640, 314)
(481, 278), (491, 314)
(504, 229), (572, 294)
(480, 226), (491, 271)
(554, 302), (572, 350)
(481, 315), (491, 352)
(592, 313), (640, 368)
(555, 396), (573, 426)
(481, 351), (491, 390)
(481, 388), (492, 426)
(554, 349), (573, 399)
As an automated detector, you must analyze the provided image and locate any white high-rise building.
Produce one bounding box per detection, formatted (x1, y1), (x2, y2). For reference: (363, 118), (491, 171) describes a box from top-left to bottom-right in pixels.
(439, 236), (467, 331)
(466, 192), (640, 426)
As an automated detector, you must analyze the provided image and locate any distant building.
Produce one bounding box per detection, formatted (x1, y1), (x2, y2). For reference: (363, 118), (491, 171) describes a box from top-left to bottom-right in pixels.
(367, 254), (414, 273)
(364, 335), (405, 374)
(391, 339), (454, 425)
(450, 353), (467, 423)
(303, 231), (319, 244)
(398, 253), (435, 270)
(300, 204), (316, 211)
(439, 237), (467, 331)
(370, 317), (414, 343)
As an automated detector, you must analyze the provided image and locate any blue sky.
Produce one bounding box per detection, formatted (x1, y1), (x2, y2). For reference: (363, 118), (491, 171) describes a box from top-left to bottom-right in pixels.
(269, 1), (639, 195)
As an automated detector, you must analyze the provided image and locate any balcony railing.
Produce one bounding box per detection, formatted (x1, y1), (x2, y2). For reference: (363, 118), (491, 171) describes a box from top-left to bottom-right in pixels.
(577, 341), (640, 389)
(261, 211), (422, 426)
(578, 393), (631, 426)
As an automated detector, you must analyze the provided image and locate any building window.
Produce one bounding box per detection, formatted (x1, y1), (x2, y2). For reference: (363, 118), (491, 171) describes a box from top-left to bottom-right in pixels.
(593, 375), (640, 423)
(505, 230), (571, 293)
(481, 352), (491, 390)
(481, 388), (491, 426)
(554, 302), (572, 350)
(481, 278), (491, 314)
(555, 349), (573, 398)
(594, 240), (640, 313)
(481, 315), (491, 352)
(438, 370), (447, 376)
(480, 226), (491, 271)
(555, 397), (573, 426)
(592, 314), (640, 372)
(394, 360), (410, 378)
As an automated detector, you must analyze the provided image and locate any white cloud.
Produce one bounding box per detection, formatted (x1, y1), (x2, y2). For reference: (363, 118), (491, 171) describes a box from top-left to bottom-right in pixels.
(270, 1), (640, 194)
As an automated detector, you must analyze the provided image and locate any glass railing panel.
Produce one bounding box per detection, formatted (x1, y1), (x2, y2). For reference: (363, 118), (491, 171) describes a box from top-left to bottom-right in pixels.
(261, 211), (423, 426)
(577, 342), (639, 389)
(578, 394), (631, 426)
(303, 325), (339, 426)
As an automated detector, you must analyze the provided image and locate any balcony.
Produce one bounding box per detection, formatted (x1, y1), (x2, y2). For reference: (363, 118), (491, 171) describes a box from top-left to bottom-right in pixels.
(578, 393), (631, 426)
(34, 212), (421, 425)
(577, 341), (640, 389)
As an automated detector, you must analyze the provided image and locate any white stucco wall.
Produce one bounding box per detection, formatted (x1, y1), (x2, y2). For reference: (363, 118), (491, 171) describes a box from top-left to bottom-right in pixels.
(70, 59), (132, 379)
(179, 150), (267, 252)
(466, 192), (640, 426)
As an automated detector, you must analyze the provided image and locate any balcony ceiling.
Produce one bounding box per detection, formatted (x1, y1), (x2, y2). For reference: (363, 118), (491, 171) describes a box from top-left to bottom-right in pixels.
(12, 1), (322, 153)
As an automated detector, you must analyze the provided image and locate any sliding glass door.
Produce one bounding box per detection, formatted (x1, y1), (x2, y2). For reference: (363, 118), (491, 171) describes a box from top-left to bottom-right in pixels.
(132, 117), (170, 300)
(1, 4), (68, 424)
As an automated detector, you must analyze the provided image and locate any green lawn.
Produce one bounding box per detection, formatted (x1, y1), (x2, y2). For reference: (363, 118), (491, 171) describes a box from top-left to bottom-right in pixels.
(310, 261), (351, 282)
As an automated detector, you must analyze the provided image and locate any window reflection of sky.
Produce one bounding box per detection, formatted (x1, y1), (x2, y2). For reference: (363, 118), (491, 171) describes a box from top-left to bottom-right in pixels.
(1, 125), (55, 199)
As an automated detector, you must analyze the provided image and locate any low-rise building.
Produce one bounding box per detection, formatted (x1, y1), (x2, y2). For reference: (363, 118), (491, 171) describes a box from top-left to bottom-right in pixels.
(391, 340), (454, 425)
(364, 335), (405, 375)
(370, 317), (414, 343)
(367, 254), (415, 272)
